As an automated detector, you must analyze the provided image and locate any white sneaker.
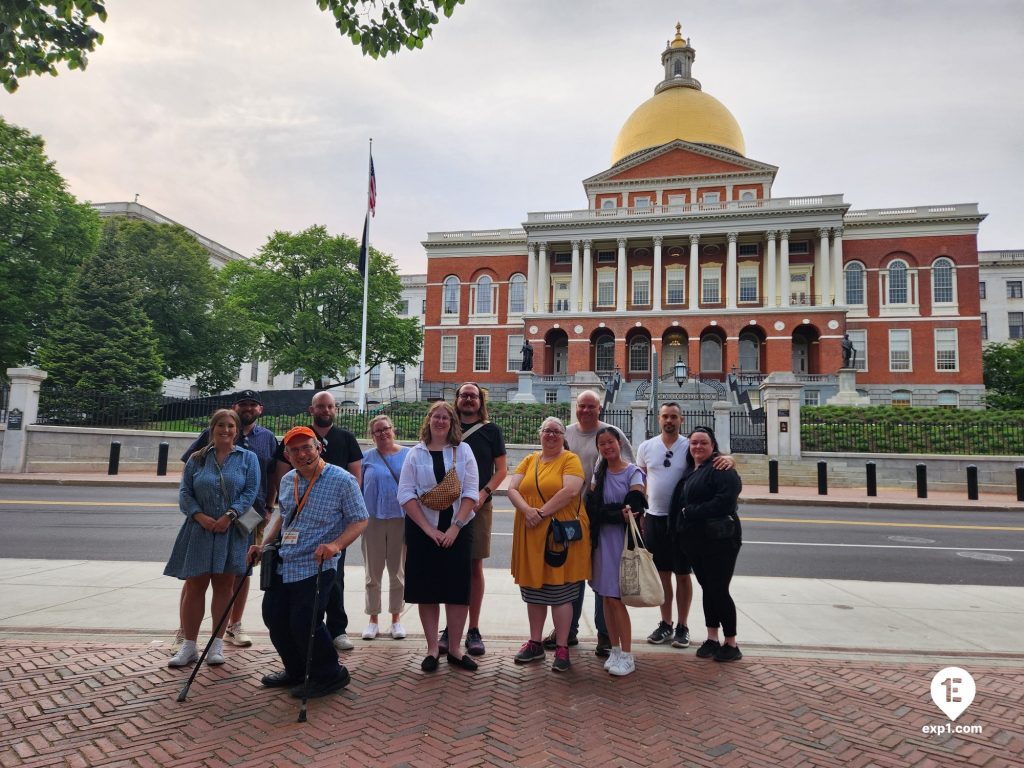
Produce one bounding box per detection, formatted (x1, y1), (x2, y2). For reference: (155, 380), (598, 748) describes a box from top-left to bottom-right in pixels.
(224, 622), (252, 647)
(609, 652), (636, 677)
(390, 622), (406, 640)
(206, 638), (225, 666)
(604, 647), (621, 672)
(168, 640), (198, 667)
(362, 623), (379, 640)
(170, 629), (185, 651)
(333, 633), (354, 651)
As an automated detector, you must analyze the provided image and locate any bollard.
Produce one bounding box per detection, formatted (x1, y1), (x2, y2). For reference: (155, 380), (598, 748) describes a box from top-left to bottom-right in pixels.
(817, 460), (827, 495)
(866, 461), (877, 497)
(966, 465), (978, 501)
(916, 463), (927, 499)
(768, 459), (779, 494)
(108, 441), (121, 476)
(1017, 467), (1024, 502)
(157, 442), (169, 477)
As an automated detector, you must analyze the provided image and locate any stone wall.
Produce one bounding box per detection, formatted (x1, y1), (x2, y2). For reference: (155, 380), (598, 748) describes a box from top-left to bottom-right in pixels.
(21, 426), (199, 473)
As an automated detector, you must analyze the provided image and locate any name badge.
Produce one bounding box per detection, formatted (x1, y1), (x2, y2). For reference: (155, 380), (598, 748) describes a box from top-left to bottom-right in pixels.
(282, 530), (299, 545)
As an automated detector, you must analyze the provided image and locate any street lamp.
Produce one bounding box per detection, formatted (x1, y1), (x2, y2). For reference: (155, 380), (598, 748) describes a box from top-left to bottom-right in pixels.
(674, 359), (688, 387)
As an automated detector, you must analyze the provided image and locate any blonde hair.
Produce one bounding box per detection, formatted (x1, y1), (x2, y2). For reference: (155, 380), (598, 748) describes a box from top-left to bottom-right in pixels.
(418, 401), (463, 445)
(190, 408), (240, 463)
(367, 414), (393, 438)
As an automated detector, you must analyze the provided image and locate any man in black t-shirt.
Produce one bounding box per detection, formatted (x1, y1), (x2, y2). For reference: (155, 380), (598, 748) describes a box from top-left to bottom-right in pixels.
(437, 382), (507, 658)
(270, 391), (363, 651)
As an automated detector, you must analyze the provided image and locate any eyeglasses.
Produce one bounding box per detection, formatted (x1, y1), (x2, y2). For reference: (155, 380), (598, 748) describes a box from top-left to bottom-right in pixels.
(663, 450), (674, 468)
(541, 429), (564, 436)
(372, 426), (393, 436)
(458, 393), (479, 400)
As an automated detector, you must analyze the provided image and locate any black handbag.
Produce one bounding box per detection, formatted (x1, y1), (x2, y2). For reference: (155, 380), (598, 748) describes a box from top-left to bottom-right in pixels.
(259, 541), (280, 591)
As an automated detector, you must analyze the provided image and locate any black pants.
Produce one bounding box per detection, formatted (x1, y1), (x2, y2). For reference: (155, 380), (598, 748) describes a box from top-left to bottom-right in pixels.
(681, 535), (740, 637)
(324, 548), (348, 637)
(263, 567), (344, 683)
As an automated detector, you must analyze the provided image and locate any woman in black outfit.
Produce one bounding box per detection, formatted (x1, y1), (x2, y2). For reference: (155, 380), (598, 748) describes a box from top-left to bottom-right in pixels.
(670, 426), (744, 662)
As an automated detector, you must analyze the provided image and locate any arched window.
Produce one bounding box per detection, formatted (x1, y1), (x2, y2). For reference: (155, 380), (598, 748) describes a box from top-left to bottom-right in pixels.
(475, 275), (493, 315)
(932, 258), (954, 304)
(845, 262), (865, 305)
(595, 334), (615, 372)
(891, 389), (913, 407)
(937, 390), (959, 409)
(628, 337), (650, 373)
(700, 336), (722, 372)
(508, 273), (526, 314)
(888, 260), (908, 304)
(673, 60), (683, 77)
(738, 332), (760, 372)
(443, 276), (460, 316)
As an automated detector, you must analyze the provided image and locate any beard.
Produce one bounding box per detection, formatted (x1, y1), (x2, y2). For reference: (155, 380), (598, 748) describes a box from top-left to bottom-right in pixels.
(237, 412), (258, 427)
(312, 414), (333, 429)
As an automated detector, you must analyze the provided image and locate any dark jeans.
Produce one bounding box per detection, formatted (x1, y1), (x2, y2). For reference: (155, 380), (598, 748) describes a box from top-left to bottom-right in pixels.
(324, 548), (348, 637)
(570, 582), (608, 638)
(262, 567), (344, 683)
(682, 537), (740, 637)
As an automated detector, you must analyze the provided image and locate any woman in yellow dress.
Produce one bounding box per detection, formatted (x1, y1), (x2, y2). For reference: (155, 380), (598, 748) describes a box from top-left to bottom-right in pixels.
(507, 416), (591, 672)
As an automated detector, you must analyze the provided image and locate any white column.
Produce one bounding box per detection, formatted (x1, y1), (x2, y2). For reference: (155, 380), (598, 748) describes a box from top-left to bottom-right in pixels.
(537, 241), (549, 313)
(818, 228), (831, 306)
(0, 366), (48, 473)
(570, 240), (581, 311)
(616, 237), (627, 311)
(779, 230), (791, 308)
(832, 226), (844, 305)
(652, 235), (663, 311)
(582, 239), (593, 312)
(526, 243), (537, 312)
(688, 233), (700, 308)
(765, 230), (777, 308)
(726, 232), (738, 310)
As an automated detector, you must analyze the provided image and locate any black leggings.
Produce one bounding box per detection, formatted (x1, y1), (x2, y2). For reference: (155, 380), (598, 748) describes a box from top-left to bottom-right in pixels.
(682, 535), (740, 637)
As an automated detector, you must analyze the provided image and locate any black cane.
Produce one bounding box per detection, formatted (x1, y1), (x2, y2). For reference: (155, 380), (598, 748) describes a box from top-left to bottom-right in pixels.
(297, 558), (326, 723)
(176, 564), (253, 703)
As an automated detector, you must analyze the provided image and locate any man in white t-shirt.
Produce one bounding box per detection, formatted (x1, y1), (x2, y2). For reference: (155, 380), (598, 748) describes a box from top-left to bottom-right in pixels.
(635, 402), (732, 649)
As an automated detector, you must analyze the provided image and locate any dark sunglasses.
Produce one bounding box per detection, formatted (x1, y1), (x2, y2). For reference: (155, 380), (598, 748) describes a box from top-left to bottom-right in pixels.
(663, 450), (673, 468)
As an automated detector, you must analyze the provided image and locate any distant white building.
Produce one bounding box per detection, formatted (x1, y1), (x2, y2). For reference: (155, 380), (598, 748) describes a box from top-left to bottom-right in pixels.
(979, 250), (1024, 344)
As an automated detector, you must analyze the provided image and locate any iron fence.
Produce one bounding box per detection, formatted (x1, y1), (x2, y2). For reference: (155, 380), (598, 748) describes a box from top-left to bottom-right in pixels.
(801, 419), (1024, 456)
(0, 382), (9, 423)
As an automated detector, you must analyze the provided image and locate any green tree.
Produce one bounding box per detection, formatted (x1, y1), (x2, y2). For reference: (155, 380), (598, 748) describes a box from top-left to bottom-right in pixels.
(222, 225), (421, 389)
(37, 219), (163, 395)
(0, 1), (107, 92)
(983, 340), (1024, 410)
(115, 218), (247, 393)
(0, 116), (100, 373)
(319, 0), (465, 58)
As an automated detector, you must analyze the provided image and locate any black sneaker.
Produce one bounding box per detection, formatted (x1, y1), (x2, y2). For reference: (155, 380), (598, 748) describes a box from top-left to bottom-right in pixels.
(595, 633), (611, 658)
(542, 630), (578, 650)
(438, 627), (449, 655)
(514, 640), (545, 664)
(289, 667), (350, 698)
(647, 621), (673, 644)
(465, 627), (485, 656)
(551, 646), (571, 673)
(714, 644), (742, 662)
(260, 670), (298, 688)
(671, 624), (690, 648)
(695, 639), (721, 659)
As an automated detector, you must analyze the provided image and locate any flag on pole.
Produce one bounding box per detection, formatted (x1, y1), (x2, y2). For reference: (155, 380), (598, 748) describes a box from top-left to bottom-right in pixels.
(358, 212), (369, 278)
(368, 156), (376, 217)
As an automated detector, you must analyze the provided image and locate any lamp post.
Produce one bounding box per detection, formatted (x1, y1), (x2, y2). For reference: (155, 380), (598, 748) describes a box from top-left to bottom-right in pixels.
(674, 359), (688, 387)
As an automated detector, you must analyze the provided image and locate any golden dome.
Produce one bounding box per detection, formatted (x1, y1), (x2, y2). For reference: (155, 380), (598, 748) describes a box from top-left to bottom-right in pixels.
(670, 23), (687, 49)
(610, 86), (746, 165)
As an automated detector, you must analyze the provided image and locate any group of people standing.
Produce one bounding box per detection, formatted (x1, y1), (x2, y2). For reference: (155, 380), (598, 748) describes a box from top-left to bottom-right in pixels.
(163, 386), (743, 698)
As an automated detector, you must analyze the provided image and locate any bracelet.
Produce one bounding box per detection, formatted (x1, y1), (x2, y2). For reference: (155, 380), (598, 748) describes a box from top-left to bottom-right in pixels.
(483, 486), (492, 497)
(454, 518), (466, 529)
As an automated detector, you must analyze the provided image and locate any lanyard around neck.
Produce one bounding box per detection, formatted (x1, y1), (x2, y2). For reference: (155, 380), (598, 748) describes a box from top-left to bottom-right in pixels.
(290, 459), (325, 526)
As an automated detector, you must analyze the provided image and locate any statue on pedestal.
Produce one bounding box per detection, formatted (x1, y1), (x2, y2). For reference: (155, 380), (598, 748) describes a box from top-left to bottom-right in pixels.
(520, 340), (534, 371)
(841, 333), (856, 369)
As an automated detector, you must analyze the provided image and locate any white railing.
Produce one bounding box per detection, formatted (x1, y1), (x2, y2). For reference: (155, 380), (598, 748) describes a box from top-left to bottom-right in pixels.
(525, 194), (846, 223)
(425, 228), (527, 242)
(845, 203), (981, 221)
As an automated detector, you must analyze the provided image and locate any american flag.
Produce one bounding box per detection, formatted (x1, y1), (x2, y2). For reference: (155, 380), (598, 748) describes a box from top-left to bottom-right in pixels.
(368, 156), (376, 217)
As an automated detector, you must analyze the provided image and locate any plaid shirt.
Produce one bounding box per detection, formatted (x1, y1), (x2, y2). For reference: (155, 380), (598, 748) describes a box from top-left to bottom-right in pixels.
(277, 463), (368, 583)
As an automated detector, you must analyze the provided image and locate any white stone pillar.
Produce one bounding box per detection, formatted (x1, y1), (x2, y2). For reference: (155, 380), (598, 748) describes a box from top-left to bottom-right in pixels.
(0, 366), (48, 473)
(526, 243), (537, 312)
(537, 241), (549, 313)
(582, 239), (593, 312)
(726, 232), (738, 310)
(832, 226), (844, 305)
(616, 237), (627, 311)
(760, 372), (804, 458)
(779, 229), (791, 308)
(765, 230), (778, 308)
(818, 228), (831, 306)
(688, 234), (700, 308)
(652, 235), (663, 311)
(712, 400), (733, 455)
(570, 239), (581, 311)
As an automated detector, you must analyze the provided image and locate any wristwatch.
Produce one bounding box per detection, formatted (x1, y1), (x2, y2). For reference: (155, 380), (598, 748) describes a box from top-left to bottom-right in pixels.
(226, 509), (238, 521)
(483, 486), (493, 497)
(454, 518), (466, 529)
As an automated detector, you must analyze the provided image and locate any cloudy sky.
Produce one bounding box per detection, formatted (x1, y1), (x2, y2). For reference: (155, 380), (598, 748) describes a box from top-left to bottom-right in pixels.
(5, 0), (1022, 273)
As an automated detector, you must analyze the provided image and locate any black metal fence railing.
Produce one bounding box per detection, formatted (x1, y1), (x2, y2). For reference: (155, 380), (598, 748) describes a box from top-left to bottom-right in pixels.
(801, 419), (1024, 456)
(0, 382), (9, 423)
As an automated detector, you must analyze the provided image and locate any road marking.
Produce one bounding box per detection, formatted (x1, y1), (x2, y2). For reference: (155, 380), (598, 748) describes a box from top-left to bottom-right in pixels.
(0, 500), (177, 508)
(745, 540), (1024, 553)
(744, 516), (1024, 533)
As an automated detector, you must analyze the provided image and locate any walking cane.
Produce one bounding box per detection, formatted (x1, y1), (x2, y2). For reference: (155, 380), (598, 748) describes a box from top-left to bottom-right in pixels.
(176, 564), (253, 703)
(297, 558), (326, 723)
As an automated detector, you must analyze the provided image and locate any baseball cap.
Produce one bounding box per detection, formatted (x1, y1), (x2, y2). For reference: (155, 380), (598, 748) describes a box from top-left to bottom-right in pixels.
(233, 390), (262, 405)
(283, 426), (318, 446)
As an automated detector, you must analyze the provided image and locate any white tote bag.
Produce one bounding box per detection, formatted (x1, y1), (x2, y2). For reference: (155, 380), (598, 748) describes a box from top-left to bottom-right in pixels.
(619, 512), (665, 608)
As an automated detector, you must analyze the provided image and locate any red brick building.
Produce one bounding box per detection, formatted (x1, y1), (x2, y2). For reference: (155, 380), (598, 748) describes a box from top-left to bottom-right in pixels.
(422, 27), (986, 408)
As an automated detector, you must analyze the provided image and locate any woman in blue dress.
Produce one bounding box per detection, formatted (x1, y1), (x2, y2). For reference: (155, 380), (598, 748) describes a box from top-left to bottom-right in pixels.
(164, 409), (259, 668)
(586, 426), (646, 677)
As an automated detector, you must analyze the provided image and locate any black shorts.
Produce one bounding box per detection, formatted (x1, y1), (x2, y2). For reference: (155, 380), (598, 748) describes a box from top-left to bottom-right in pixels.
(643, 515), (692, 575)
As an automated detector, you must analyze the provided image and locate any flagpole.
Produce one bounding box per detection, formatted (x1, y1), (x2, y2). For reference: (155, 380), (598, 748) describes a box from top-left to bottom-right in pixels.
(357, 139), (373, 413)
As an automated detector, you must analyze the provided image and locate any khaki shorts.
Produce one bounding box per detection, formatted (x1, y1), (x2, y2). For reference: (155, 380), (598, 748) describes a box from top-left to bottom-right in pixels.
(470, 497), (493, 560)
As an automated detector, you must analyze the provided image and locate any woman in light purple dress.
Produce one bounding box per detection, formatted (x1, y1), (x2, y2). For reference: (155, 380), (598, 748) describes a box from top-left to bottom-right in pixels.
(585, 427), (646, 677)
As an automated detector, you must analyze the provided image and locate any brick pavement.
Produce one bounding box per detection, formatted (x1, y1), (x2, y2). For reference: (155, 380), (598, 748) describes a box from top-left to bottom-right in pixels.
(2, 640), (1020, 768)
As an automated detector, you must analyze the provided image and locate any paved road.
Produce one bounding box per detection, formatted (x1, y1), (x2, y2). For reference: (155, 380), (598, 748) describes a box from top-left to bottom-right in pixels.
(1, 484), (1022, 585)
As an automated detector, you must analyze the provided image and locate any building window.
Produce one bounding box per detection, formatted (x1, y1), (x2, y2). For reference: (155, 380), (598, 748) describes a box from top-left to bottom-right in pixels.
(889, 329), (912, 372)
(507, 335), (523, 372)
(634, 196), (652, 209)
(701, 267), (721, 304)
(508, 274), (526, 314)
(249, 360), (259, 382)
(891, 390), (913, 407)
(369, 365), (381, 388)
(847, 329), (868, 372)
(981, 313), (988, 341)
(1010, 312), (1024, 340)
(545, 390), (559, 404)
(628, 337), (650, 373)
(979, 282), (986, 299)
(597, 250), (616, 264)
(443, 276), (460, 316)
(737, 332), (760, 372)
(667, 194), (686, 208)
(553, 252), (571, 265)
(845, 262), (865, 305)
(700, 336), (723, 372)
(738, 264), (759, 303)
(803, 390), (820, 406)
(701, 192), (720, 204)
(632, 270), (651, 306)
(937, 390), (959, 409)
(397, 299), (409, 315)
(932, 258), (954, 304)
(595, 333), (615, 372)
(474, 336), (490, 372)
(553, 279), (570, 312)
(292, 370), (305, 388)
(1009, 281), (1023, 299)
(790, 272), (810, 305)
(888, 261), (908, 304)
(600, 199), (617, 210)
(739, 190), (756, 202)
(440, 336), (457, 372)
(596, 271), (615, 307)
(394, 365), (405, 388)
(473, 276), (494, 315)
(421, 299), (426, 314)
(738, 243), (759, 256)
(665, 268), (686, 304)
(935, 329), (958, 371)
(788, 241), (810, 255)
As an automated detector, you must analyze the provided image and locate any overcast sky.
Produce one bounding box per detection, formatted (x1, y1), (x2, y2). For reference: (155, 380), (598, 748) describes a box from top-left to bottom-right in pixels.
(5, 0), (1022, 273)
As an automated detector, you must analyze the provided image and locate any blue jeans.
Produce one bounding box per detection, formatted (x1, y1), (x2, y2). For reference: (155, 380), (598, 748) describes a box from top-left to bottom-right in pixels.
(570, 582), (607, 638)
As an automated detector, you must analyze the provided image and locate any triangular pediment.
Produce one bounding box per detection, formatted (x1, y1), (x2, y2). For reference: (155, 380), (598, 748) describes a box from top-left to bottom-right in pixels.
(584, 141), (777, 186)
